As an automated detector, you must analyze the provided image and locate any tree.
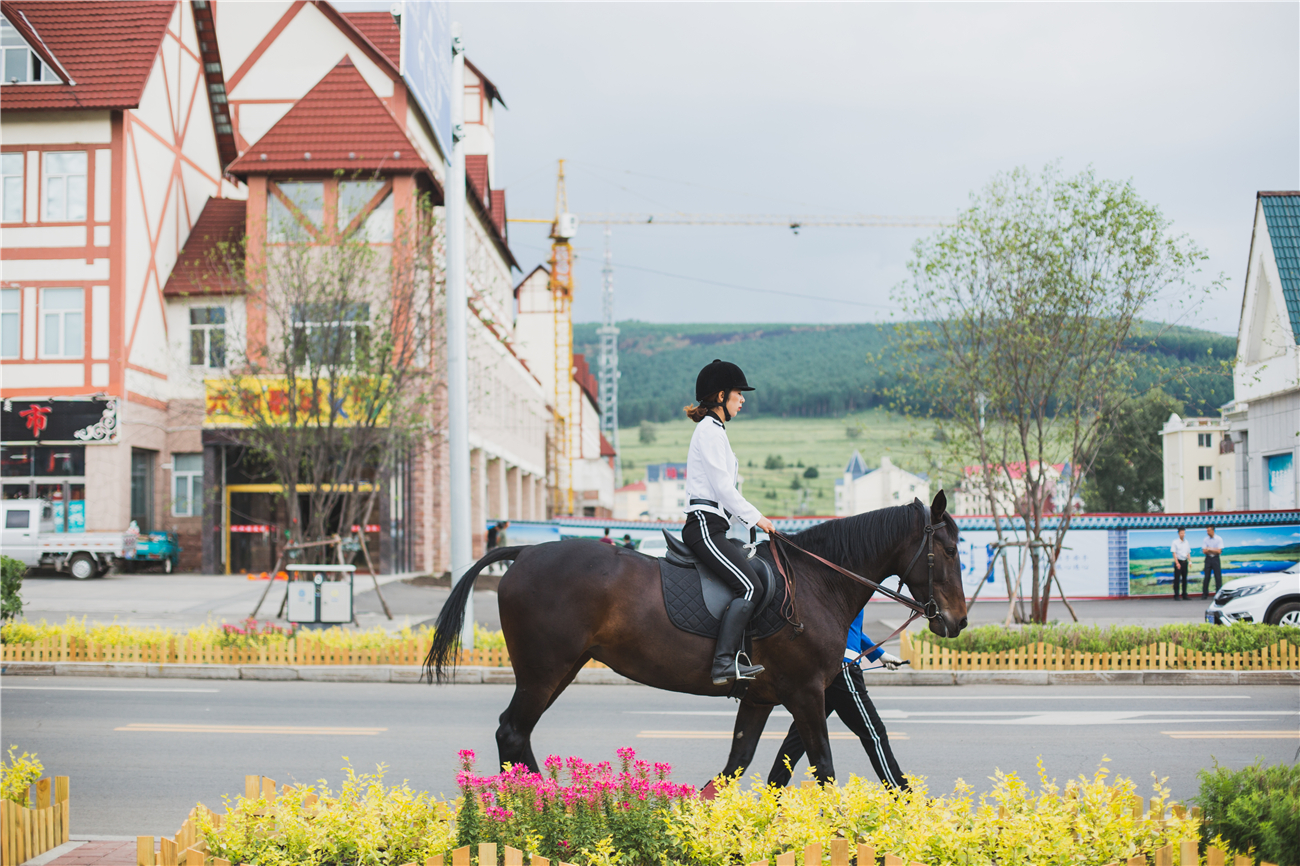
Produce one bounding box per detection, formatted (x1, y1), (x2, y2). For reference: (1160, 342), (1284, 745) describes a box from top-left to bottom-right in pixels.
(205, 181), (440, 561)
(894, 164), (1216, 623)
(803, 466), (819, 479)
(1082, 390), (1182, 513)
(765, 455), (785, 470)
(639, 420), (656, 445)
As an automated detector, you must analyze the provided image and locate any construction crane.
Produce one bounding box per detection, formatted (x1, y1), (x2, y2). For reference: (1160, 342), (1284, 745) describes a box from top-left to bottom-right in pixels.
(544, 162), (578, 516)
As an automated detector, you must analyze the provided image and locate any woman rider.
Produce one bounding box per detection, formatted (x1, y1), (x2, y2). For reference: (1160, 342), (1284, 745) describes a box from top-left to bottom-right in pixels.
(682, 359), (777, 685)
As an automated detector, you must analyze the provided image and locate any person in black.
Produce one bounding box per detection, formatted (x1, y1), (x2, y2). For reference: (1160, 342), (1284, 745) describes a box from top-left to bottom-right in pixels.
(486, 523), (499, 550)
(621, 534), (635, 549)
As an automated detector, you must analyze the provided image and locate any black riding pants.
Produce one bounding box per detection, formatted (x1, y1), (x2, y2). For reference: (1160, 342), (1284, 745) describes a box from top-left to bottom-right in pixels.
(1172, 559), (1189, 598)
(681, 510), (759, 601)
(767, 662), (907, 790)
(1202, 553), (1222, 596)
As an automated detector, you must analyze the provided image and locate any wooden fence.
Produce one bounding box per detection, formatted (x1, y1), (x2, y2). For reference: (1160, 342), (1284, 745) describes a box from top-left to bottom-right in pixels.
(900, 634), (1298, 672)
(0, 775), (70, 866)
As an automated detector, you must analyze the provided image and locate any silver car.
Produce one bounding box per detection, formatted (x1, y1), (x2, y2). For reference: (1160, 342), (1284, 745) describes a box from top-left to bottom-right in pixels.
(1204, 562), (1300, 626)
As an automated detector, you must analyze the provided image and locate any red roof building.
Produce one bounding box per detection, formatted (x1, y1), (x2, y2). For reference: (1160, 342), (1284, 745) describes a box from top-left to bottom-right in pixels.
(163, 198), (247, 297)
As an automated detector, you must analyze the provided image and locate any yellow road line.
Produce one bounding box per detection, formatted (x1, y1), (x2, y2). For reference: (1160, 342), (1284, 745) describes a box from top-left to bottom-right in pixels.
(637, 731), (907, 741)
(1162, 731), (1299, 739)
(115, 723), (387, 735)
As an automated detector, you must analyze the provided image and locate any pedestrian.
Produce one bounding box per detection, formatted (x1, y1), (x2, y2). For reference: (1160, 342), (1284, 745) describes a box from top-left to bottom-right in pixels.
(1201, 525), (1224, 599)
(486, 522), (499, 550)
(767, 607), (908, 790)
(1170, 526), (1191, 600)
(621, 533), (635, 549)
(598, 527), (615, 545)
(497, 520), (509, 548)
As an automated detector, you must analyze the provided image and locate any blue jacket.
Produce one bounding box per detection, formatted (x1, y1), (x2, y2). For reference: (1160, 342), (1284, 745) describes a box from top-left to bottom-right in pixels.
(845, 608), (884, 663)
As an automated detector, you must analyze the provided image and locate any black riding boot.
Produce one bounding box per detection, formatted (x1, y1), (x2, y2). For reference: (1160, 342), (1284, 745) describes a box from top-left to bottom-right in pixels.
(711, 598), (765, 685)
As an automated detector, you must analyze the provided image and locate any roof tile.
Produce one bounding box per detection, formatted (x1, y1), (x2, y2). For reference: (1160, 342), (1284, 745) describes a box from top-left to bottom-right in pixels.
(163, 197), (247, 296)
(341, 11), (399, 67)
(1260, 192), (1300, 344)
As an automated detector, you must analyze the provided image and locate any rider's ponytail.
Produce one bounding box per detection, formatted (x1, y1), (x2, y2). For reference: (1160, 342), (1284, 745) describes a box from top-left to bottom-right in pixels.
(684, 402), (712, 423)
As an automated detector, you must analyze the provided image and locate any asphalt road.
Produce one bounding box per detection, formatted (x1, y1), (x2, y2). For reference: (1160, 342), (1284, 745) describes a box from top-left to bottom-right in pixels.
(2, 677), (1296, 837)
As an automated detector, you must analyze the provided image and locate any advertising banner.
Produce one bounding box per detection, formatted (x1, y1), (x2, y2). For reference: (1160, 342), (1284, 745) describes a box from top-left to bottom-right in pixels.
(956, 528), (1110, 599)
(400, 0), (453, 165)
(1127, 525), (1300, 596)
(1, 398), (119, 443)
(204, 379), (389, 428)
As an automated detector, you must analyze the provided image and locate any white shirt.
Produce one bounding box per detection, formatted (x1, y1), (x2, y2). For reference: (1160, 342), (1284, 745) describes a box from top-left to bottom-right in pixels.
(1202, 534), (1224, 554)
(1171, 538), (1191, 560)
(684, 415), (763, 528)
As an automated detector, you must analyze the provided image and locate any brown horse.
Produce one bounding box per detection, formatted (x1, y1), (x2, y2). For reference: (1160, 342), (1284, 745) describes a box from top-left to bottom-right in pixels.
(426, 492), (967, 785)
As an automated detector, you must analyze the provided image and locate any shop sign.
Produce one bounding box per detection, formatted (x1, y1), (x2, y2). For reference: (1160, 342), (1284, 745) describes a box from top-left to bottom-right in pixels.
(204, 379), (388, 428)
(1, 399), (119, 444)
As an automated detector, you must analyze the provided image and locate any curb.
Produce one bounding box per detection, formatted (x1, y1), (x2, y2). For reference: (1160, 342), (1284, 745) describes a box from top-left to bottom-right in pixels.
(4, 661), (1298, 685)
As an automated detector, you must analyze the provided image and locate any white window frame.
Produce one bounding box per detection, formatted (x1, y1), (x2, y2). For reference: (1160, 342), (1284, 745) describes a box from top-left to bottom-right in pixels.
(1197, 433), (1213, 448)
(39, 287), (83, 359)
(1, 151), (23, 222)
(42, 151), (87, 222)
(171, 454), (204, 517)
(291, 302), (370, 370)
(188, 305), (227, 369)
(1, 16), (60, 85)
(1199, 497), (1214, 512)
(1198, 465), (1213, 481)
(0, 287), (19, 359)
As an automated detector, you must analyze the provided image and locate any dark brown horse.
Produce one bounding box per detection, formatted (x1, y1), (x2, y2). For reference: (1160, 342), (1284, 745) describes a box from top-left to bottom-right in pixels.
(426, 493), (967, 785)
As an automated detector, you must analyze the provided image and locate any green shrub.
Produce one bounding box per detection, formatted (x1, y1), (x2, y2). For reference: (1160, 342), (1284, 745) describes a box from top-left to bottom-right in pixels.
(803, 466), (819, 479)
(1194, 759), (1300, 866)
(915, 622), (1300, 654)
(1, 555), (24, 622)
(1, 746), (43, 807)
(765, 455), (785, 470)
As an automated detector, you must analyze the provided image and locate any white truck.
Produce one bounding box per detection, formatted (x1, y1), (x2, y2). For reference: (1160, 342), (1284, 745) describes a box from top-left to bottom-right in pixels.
(1, 499), (133, 579)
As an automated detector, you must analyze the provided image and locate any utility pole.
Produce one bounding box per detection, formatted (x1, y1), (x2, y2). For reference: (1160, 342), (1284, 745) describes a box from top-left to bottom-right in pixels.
(597, 226), (621, 489)
(446, 23), (472, 647)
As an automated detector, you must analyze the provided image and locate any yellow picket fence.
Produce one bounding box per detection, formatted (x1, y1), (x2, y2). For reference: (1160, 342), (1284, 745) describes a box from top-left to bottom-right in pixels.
(900, 634), (1298, 671)
(0, 775), (70, 866)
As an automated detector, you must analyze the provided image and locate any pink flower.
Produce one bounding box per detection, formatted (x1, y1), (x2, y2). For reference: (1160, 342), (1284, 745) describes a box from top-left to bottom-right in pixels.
(458, 749), (476, 771)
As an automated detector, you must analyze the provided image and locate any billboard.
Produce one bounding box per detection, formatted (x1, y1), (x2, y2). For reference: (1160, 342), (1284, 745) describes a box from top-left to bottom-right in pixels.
(955, 528), (1109, 599)
(1127, 525), (1300, 596)
(401, 0), (453, 165)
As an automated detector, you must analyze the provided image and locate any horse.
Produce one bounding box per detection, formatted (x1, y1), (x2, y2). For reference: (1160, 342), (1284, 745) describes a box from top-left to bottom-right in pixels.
(425, 492), (968, 785)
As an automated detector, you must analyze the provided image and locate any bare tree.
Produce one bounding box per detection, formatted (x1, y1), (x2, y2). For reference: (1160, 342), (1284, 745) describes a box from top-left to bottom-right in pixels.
(894, 164), (1217, 623)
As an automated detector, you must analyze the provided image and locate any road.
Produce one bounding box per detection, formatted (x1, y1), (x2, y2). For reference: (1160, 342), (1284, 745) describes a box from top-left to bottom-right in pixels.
(2, 677), (1296, 836)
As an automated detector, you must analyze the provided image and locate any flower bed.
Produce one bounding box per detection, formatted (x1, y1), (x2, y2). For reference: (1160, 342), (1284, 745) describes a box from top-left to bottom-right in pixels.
(184, 752), (1216, 866)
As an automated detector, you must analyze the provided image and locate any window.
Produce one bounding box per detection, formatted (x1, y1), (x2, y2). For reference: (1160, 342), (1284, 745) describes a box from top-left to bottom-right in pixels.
(1, 152), (22, 221)
(338, 181), (393, 242)
(267, 181), (323, 241)
(0, 288), (18, 358)
(1, 17), (59, 84)
(189, 307), (226, 367)
(5, 509), (29, 529)
(40, 287), (82, 358)
(292, 302), (369, 368)
(172, 453), (203, 517)
(1199, 498), (1214, 512)
(43, 151), (86, 221)
(1198, 466), (1213, 481)
(1197, 433), (1215, 448)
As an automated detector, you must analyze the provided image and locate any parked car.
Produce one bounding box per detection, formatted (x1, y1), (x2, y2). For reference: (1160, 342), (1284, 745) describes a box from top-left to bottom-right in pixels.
(1204, 562), (1300, 626)
(1, 499), (133, 579)
(637, 535), (669, 558)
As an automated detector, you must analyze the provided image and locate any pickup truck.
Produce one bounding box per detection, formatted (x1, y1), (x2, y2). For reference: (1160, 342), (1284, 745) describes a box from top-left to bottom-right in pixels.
(1, 499), (134, 579)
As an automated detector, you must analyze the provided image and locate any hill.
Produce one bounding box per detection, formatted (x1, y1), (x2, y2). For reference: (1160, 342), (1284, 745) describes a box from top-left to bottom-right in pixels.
(574, 321), (1235, 426)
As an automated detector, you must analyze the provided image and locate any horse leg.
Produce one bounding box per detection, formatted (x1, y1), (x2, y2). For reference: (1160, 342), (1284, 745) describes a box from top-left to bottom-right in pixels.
(497, 652), (592, 772)
(712, 699), (774, 783)
(786, 687), (836, 784)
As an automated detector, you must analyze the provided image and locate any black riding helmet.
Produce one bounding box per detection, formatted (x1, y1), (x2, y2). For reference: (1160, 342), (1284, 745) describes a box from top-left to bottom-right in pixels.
(695, 359), (754, 420)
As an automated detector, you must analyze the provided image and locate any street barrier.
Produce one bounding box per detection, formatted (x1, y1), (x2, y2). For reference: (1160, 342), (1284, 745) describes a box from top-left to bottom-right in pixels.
(900, 633), (1298, 671)
(0, 774), (70, 865)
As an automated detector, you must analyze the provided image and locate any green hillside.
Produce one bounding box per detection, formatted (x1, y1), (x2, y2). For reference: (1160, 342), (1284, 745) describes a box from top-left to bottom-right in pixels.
(575, 321), (1235, 426)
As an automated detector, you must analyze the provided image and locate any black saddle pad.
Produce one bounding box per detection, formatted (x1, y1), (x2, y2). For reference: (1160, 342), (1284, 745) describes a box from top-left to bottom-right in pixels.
(660, 543), (788, 640)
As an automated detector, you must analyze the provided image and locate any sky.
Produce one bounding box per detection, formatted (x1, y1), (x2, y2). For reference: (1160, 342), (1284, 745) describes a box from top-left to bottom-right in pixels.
(348, 2), (1299, 331)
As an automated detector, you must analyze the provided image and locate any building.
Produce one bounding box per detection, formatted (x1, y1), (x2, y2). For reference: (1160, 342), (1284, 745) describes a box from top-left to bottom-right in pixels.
(950, 461), (1079, 517)
(833, 452), (930, 517)
(1161, 414), (1235, 512)
(613, 480), (648, 520)
(0, 2), (567, 575)
(1223, 192), (1300, 511)
(637, 462), (689, 521)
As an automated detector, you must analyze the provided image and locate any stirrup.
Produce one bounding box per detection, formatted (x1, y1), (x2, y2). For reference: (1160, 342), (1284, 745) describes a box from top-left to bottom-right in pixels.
(713, 652), (763, 685)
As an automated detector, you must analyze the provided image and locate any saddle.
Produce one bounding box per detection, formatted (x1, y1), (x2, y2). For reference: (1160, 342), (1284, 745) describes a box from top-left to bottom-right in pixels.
(658, 530), (787, 640)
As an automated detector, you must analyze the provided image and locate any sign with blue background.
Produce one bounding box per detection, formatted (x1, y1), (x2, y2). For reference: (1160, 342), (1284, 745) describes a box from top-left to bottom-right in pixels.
(400, 0), (452, 165)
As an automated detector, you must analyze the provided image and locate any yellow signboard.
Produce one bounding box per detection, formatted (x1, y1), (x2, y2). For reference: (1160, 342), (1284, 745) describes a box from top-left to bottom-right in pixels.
(204, 378), (387, 427)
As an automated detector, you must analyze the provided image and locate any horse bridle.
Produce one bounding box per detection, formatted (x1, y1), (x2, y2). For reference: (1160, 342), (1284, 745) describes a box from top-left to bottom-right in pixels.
(897, 501), (941, 622)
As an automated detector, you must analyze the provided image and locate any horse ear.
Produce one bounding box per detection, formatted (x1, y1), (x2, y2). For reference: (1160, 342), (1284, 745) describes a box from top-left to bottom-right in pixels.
(931, 489), (948, 523)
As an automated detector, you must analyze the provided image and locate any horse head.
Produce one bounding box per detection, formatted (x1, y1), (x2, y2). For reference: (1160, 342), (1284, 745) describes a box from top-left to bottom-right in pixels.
(899, 491), (968, 638)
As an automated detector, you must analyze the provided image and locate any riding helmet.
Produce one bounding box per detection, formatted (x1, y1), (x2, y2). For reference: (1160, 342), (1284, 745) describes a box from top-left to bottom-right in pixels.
(695, 359), (755, 404)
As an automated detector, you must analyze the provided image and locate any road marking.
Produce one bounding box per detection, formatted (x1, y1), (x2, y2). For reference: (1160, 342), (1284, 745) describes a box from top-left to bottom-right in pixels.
(2, 686), (221, 693)
(637, 730), (907, 741)
(1162, 731), (1300, 739)
(115, 723), (387, 735)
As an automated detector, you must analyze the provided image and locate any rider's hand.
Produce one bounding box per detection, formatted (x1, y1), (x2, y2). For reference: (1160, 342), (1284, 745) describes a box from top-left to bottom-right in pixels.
(756, 517), (776, 535)
(878, 651), (905, 671)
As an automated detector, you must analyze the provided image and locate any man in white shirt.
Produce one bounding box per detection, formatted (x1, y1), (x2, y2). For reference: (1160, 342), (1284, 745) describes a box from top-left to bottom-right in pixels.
(1201, 526), (1225, 598)
(1170, 527), (1191, 600)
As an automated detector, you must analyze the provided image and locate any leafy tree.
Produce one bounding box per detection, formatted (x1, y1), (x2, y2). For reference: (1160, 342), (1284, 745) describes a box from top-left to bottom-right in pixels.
(846, 424), (863, 440)
(894, 164), (1217, 623)
(1082, 390), (1183, 513)
(790, 475), (802, 490)
(764, 455), (785, 470)
(638, 420), (656, 444)
(1, 555), (24, 622)
(803, 466), (819, 479)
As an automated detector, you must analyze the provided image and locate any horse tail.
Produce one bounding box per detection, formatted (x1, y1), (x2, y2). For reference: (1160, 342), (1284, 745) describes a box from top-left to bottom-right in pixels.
(424, 546), (524, 684)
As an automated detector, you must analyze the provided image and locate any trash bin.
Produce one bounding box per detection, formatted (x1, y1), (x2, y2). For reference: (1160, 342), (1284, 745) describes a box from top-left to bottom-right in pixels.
(286, 564), (355, 624)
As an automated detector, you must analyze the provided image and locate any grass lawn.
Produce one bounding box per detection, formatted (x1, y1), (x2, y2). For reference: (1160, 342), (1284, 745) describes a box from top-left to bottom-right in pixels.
(617, 409), (932, 516)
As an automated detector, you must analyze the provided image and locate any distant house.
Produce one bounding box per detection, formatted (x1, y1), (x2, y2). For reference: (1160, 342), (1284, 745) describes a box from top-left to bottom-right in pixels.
(1222, 192), (1300, 510)
(834, 452), (930, 516)
(613, 480), (648, 521)
(625, 462), (689, 521)
(949, 461), (1079, 517)
(1161, 414), (1235, 512)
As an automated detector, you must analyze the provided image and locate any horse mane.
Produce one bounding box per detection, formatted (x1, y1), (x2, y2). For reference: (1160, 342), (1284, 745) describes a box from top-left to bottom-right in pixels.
(787, 501), (920, 569)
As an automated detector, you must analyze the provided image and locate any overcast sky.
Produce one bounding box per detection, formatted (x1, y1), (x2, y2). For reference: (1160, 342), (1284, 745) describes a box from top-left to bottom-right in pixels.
(351, 2), (1299, 332)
